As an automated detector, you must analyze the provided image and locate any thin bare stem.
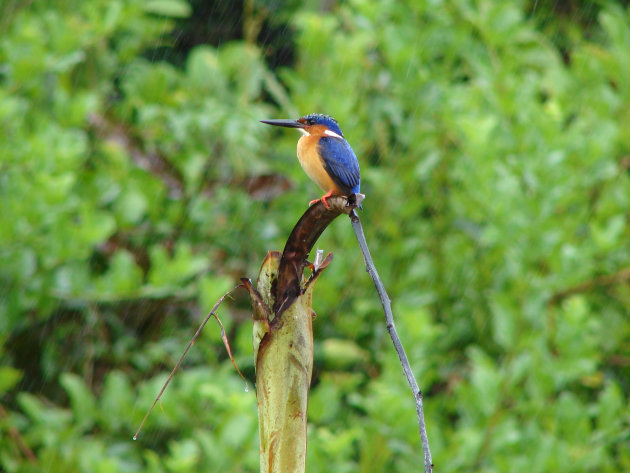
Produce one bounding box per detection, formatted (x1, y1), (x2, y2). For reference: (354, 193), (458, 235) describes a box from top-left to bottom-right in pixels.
(133, 284), (243, 440)
(349, 210), (433, 473)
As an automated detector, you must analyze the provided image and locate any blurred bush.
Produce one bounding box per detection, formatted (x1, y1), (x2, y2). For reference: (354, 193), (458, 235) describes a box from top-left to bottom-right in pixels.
(1, 0), (629, 472)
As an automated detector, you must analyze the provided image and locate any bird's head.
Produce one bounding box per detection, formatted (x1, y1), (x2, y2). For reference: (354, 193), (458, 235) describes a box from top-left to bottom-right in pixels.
(260, 113), (344, 139)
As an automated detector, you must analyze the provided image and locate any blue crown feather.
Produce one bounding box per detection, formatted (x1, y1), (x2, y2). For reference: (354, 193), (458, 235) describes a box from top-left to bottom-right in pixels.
(300, 113), (344, 137)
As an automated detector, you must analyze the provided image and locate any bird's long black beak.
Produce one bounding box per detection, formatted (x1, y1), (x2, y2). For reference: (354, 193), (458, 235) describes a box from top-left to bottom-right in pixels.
(260, 119), (304, 129)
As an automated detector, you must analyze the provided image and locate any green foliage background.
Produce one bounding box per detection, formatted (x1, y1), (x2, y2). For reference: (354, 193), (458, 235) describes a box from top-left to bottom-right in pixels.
(1, 0), (630, 471)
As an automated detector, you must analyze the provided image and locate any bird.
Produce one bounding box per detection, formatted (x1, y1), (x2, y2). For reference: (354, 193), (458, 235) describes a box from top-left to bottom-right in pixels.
(260, 113), (360, 209)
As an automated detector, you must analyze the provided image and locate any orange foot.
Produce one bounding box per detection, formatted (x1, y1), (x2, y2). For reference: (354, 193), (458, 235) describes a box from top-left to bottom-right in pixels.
(309, 189), (335, 209)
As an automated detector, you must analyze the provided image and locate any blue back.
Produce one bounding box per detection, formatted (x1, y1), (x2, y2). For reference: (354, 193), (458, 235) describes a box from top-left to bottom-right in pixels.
(318, 136), (361, 194)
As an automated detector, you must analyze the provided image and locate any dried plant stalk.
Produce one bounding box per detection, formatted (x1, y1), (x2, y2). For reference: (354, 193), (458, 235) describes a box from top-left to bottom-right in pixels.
(246, 196), (354, 473)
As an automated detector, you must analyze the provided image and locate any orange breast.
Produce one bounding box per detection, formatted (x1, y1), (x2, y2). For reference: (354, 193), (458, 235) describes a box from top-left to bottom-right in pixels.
(296, 135), (342, 194)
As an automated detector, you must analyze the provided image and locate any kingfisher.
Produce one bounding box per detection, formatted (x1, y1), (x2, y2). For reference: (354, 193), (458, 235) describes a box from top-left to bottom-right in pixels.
(260, 113), (360, 209)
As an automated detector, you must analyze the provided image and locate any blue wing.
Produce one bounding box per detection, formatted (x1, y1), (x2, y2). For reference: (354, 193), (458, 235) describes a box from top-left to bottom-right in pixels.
(317, 136), (361, 194)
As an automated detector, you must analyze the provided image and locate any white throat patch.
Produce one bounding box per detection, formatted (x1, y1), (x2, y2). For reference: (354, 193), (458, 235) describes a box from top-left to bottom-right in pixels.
(298, 128), (310, 136)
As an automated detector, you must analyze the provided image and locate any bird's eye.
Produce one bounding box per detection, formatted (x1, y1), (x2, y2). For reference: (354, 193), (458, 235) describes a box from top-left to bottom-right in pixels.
(307, 119), (316, 125)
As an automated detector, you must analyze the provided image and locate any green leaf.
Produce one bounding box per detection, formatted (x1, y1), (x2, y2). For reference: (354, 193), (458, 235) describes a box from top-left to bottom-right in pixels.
(148, 243), (208, 289)
(60, 373), (97, 431)
(144, 0), (191, 18)
(99, 371), (134, 432)
(95, 250), (144, 297)
(0, 366), (22, 395)
(165, 439), (201, 471)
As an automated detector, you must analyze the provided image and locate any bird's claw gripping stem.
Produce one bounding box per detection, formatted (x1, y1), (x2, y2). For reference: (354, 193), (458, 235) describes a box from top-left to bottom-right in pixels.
(309, 189), (335, 209)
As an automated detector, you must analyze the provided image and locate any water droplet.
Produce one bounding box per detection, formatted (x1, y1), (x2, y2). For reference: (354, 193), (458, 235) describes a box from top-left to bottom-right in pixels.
(133, 435), (137, 441)
(244, 383), (249, 393)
